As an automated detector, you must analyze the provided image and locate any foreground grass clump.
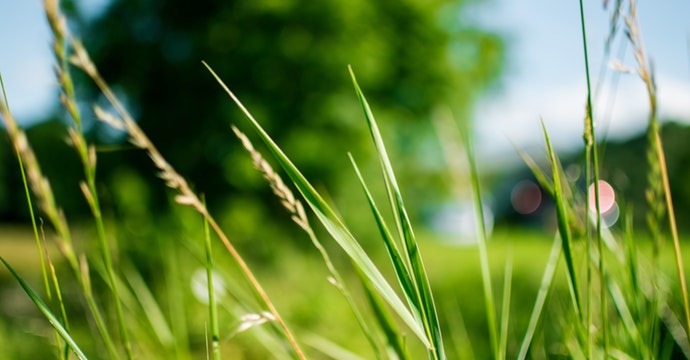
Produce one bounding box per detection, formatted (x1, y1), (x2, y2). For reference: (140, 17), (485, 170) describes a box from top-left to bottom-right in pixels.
(1, 0), (689, 358)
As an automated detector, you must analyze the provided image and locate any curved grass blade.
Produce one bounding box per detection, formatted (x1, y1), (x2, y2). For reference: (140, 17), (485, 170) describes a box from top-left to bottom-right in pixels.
(359, 270), (409, 360)
(349, 154), (416, 313)
(462, 121), (499, 358)
(498, 252), (513, 360)
(517, 235), (561, 360)
(203, 62), (430, 348)
(541, 121), (581, 319)
(202, 196), (222, 360)
(1, 257), (88, 360)
(349, 67), (444, 359)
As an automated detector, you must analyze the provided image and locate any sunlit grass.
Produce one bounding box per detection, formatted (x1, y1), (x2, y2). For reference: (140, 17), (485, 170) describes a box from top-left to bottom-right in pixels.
(1, 0), (689, 358)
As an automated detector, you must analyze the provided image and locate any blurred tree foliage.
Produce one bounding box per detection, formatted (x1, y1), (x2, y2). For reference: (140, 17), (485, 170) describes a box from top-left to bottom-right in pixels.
(4, 0), (504, 247)
(80, 0), (502, 237)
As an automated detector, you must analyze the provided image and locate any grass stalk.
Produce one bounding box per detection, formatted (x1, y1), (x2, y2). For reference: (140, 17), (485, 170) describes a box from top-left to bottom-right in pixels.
(578, 0), (607, 355)
(66, 41), (305, 359)
(44, 232), (72, 359)
(1, 74), (70, 360)
(0, 77), (120, 359)
(232, 126), (384, 359)
(204, 61), (430, 350)
(348, 67), (444, 359)
(360, 272), (409, 359)
(0, 257), (89, 360)
(622, 0), (690, 345)
(461, 122), (499, 359)
(498, 251), (513, 360)
(433, 109), (498, 358)
(44, 1), (133, 356)
(119, 261), (175, 349)
(541, 122), (581, 321)
(0, 75), (52, 300)
(163, 242), (190, 359)
(201, 196), (221, 360)
(517, 235), (562, 360)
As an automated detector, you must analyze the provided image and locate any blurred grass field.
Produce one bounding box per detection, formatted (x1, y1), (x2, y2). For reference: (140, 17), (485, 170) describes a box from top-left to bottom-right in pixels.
(2, 222), (689, 358)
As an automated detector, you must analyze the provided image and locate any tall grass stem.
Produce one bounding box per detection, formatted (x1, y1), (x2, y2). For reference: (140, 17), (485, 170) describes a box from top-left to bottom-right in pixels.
(578, 0), (608, 355)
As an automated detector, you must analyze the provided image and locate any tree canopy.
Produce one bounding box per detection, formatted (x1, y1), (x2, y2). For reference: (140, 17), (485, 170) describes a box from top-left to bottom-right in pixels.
(4, 0), (505, 242)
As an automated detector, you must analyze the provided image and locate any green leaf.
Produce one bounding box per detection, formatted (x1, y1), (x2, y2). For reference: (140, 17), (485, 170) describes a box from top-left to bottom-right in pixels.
(1, 257), (88, 360)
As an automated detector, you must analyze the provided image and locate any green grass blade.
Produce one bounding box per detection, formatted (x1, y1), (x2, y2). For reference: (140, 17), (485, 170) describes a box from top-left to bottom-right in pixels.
(498, 252), (513, 360)
(607, 277), (647, 357)
(163, 241), (190, 359)
(0, 74), (52, 301)
(120, 261), (175, 348)
(202, 196), (222, 360)
(1, 257), (88, 360)
(514, 146), (554, 196)
(541, 122), (581, 319)
(303, 333), (368, 360)
(517, 235), (561, 360)
(578, 0), (607, 354)
(462, 120), (499, 358)
(2, 73), (65, 355)
(349, 154), (418, 316)
(203, 62), (430, 348)
(359, 269), (409, 360)
(349, 66), (444, 359)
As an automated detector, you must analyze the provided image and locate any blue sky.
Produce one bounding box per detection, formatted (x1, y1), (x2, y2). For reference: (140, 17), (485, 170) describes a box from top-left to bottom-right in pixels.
(469, 0), (690, 163)
(1, 0), (689, 164)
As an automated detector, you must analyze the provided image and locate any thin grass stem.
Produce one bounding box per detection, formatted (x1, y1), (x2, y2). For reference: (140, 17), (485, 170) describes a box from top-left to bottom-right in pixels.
(204, 60), (429, 351)
(578, 0), (607, 355)
(623, 0), (690, 345)
(462, 125), (499, 359)
(498, 251), (513, 360)
(0, 257), (89, 360)
(0, 75), (52, 301)
(44, 1), (133, 355)
(67, 41), (305, 358)
(202, 196), (221, 360)
(232, 126), (384, 359)
(517, 235), (561, 360)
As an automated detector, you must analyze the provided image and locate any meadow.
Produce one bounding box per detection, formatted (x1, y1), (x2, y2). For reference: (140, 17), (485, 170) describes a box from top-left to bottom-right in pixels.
(1, 0), (690, 359)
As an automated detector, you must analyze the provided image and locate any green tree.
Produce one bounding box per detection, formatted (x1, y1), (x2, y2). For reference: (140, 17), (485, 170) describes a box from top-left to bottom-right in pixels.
(63, 0), (503, 244)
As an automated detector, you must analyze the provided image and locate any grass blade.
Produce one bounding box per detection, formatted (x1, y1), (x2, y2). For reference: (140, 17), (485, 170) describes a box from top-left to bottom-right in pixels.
(202, 196), (222, 360)
(462, 119), (498, 358)
(359, 271), (409, 360)
(517, 235), (562, 360)
(578, 0), (607, 354)
(607, 277), (647, 357)
(1, 257), (89, 360)
(541, 122), (581, 319)
(498, 251), (513, 360)
(203, 61), (430, 348)
(349, 66), (444, 359)
(232, 125), (384, 358)
(120, 262), (175, 348)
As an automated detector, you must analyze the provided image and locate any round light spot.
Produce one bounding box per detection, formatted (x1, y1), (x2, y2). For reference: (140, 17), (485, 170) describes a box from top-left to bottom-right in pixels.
(511, 180), (542, 215)
(190, 268), (227, 304)
(588, 180), (616, 214)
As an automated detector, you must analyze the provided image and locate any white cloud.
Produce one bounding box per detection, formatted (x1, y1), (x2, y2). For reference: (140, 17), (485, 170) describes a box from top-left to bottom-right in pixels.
(473, 70), (690, 165)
